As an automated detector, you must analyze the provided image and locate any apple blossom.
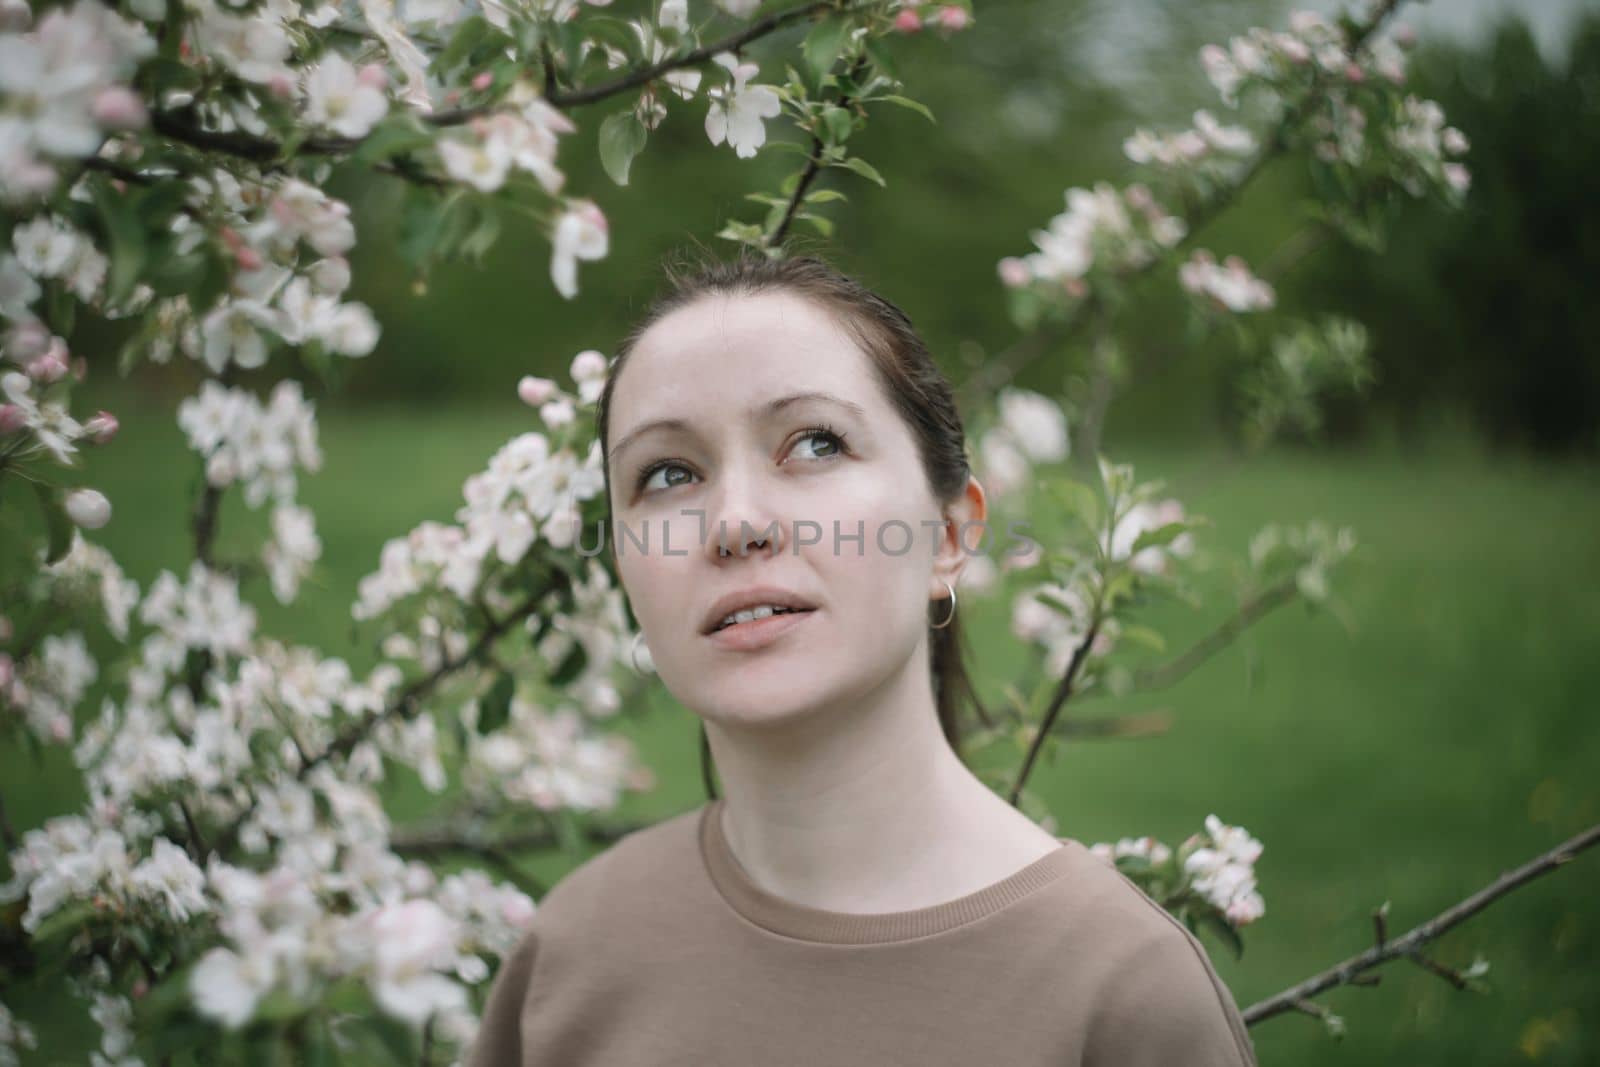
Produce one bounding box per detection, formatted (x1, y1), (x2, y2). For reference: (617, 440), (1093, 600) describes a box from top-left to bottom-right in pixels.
(303, 51), (389, 138)
(549, 199), (608, 300)
(704, 52), (782, 159)
(64, 488), (112, 529)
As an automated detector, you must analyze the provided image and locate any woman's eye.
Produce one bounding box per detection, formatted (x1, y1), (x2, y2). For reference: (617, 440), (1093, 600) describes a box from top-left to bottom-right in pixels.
(636, 428), (846, 495)
(639, 462), (695, 494)
(787, 427), (846, 462)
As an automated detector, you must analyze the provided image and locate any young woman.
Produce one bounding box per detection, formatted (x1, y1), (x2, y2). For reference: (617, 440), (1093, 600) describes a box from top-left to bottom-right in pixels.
(466, 250), (1257, 1066)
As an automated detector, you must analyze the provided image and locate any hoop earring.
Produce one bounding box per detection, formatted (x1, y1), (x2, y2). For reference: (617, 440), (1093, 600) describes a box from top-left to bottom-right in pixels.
(629, 631), (652, 673)
(930, 578), (957, 630)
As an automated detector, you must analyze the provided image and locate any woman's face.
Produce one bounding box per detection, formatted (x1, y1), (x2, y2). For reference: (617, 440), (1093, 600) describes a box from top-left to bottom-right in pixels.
(605, 290), (980, 730)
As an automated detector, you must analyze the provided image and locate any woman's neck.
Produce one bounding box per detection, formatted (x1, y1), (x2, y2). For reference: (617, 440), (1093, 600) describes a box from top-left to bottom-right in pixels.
(703, 663), (1063, 913)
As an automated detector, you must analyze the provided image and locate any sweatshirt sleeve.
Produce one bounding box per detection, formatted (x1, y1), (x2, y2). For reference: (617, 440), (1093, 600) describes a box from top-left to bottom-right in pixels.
(463, 926), (541, 1067)
(1082, 921), (1259, 1067)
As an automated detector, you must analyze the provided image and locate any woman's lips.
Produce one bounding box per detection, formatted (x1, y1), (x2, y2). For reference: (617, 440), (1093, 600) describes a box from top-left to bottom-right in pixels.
(705, 609), (816, 652)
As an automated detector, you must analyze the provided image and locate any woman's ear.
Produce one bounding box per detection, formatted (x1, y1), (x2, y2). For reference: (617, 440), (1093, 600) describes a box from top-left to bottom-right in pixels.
(931, 475), (987, 596)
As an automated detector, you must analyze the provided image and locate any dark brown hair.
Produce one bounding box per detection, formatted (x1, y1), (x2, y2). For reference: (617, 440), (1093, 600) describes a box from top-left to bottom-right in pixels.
(596, 242), (988, 799)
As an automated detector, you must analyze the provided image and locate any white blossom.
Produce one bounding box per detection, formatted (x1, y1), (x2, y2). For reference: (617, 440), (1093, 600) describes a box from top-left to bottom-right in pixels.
(549, 199), (608, 300)
(704, 52), (781, 159)
(303, 51), (389, 138)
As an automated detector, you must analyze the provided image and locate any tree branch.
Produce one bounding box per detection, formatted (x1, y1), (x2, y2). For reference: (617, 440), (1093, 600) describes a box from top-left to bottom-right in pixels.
(146, 1), (857, 170)
(1242, 822), (1600, 1025)
(766, 54), (871, 248)
(955, 0), (1409, 408)
(211, 573), (567, 855)
(1070, 575), (1302, 701)
(1007, 617), (1101, 806)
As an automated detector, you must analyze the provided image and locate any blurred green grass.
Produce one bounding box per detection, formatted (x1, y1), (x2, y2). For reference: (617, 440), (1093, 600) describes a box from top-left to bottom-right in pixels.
(4, 399), (1597, 1064)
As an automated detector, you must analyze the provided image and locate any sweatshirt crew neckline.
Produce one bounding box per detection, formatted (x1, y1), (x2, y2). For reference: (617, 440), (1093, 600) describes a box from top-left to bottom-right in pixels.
(698, 796), (1082, 945)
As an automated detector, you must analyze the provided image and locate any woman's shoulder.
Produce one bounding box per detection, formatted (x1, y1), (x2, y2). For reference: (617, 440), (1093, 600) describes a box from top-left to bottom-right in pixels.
(1050, 838), (1258, 1066)
(517, 802), (709, 933)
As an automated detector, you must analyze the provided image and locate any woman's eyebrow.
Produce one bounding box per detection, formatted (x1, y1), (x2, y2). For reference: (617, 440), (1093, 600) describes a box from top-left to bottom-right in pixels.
(609, 391), (865, 463)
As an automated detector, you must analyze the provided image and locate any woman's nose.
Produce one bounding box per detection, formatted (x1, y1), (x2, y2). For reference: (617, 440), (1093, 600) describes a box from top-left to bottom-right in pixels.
(704, 463), (786, 561)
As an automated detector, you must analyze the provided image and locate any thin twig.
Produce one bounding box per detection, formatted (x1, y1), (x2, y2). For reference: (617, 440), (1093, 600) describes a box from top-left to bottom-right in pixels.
(1069, 575), (1301, 699)
(1006, 618), (1100, 806)
(1242, 822), (1600, 1025)
(767, 54), (871, 248)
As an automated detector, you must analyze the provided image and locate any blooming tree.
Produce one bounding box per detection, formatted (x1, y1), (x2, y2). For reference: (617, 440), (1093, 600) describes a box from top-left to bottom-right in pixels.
(1, 0), (1593, 1061)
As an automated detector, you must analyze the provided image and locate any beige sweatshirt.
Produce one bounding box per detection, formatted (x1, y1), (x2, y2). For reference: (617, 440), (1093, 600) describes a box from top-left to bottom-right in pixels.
(466, 797), (1259, 1066)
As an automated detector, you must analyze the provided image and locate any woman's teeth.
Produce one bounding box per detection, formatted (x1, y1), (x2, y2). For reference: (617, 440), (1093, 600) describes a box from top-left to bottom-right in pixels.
(717, 605), (801, 631)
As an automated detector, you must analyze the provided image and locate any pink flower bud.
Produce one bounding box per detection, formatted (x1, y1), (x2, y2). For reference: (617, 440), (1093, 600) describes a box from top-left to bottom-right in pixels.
(49, 714), (70, 741)
(1279, 36), (1310, 64)
(85, 410), (119, 443)
(1063, 277), (1088, 300)
(569, 349), (608, 382)
(518, 375), (557, 406)
(996, 257), (1030, 288)
(934, 5), (969, 30)
(131, 977), (150, 1000)
(0, 404), (24, 434)
(1393, 23), (1416, 49)
(267, 72), (296, 99)
(91, 86), (148, 130)
(71, 355), (87, 382)
(1344, 61), (1365, 83)
(892, 9), (922, 33)
(472, 71), (494, 91)
(27, 354), (67, 383)
(358, 63), (389, 90)
(234, 244), (262, 271)
(4, 318), (49, 361)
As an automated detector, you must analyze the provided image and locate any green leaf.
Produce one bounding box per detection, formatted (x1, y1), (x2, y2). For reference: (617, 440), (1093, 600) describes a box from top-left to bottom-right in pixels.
(1129, 521), (1190, 557)
(88, 180), (146, 308)
(478, 672), (514, 734)
(351, 117), (438, 166)
(802, 188), (847, 205)
(1197, 909), (1246, 961)
(1052, 479), (1102, 533)
(878, 94), (936, 124)
(798, 212), (833, 237)
(1118, 623), (1166, 654)
(598, 110), (648, 186)
(802, 14), (852, 80)
(862, 34), (900, 81)
(821, 105), (854, 146)
(549, 640), (588, 686)
(364, 1015), (421, 1063)
(715, 220), (766, 246)
(837, 155), (885, 187)
(434, 15), (493, 75)
(458, 207), (502, 264)
(30, 481), (73, 565)
(1032, 589), (1082, 620)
